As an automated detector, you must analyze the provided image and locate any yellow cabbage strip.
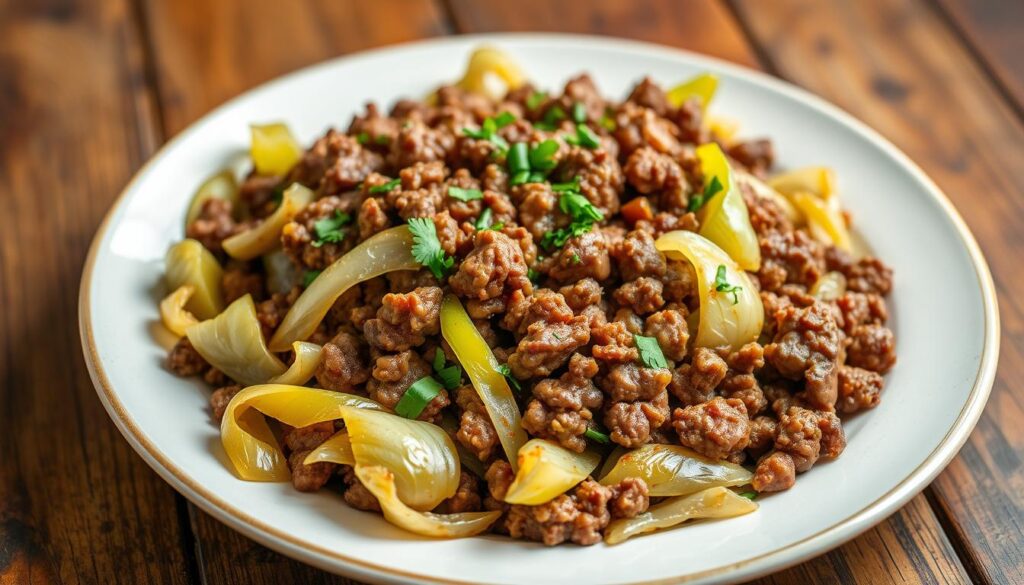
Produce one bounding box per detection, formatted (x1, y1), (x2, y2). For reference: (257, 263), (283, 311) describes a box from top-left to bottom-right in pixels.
(768, 167), (837, 208)
(269, 226), (419, 351)
(165, 239), (224, 320)
(223, 183), (314, 260)
(455, 46), (526, 100)
(666, 72), (718, 111)
(440, 294), (528, 471)
(599, 444), (752, 497)
(344, 407), (460, 511)
(251, 122), (302, 176)
(791, 192), (853, 252)
(186, 295), (287, 385)
(656, 231), (763, 350)
(184, 170), (238, 229)
(504, 439), (601, 505)
(304, 431), (354, 466)
(810, 271), (848, 302)
(605, 487), (758, 545)
(221, 384), (381, 481)
(355, 466), (502, 538)
(268, 342), (322, 386)
(733, 169), (801, 225)
(696, 143), (761, 271)
(160, 285), (198, 337)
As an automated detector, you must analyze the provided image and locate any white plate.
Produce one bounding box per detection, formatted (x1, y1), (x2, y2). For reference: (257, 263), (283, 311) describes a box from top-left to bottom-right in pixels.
(79, 34), (999, 584)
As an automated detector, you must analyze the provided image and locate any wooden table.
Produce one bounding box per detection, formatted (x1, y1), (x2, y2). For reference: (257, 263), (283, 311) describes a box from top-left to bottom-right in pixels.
(2, 0), (1021, 583)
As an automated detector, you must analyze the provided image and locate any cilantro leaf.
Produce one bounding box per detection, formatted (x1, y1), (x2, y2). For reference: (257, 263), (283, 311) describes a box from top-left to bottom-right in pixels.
(714, 264), (743, 304)
(311, 210), (352, 247)
(474, 207), (493, 230)
(448, 186), (483, 202)
(559, 191), (603, 223)
(526, 91), (547, 110)
(369, 177), (401, 194)
(408, 217), (454, 280)
(634, 334), (669, 369)
(462, 113), (515, 154)
(687, 175), (724, 212)
(496, 363), (522, 392)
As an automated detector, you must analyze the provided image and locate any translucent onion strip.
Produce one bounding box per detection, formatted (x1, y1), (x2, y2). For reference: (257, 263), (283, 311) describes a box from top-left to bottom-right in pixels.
(666, 72), (718, 111)
(186, 295), (287, 385)
(455, 46), (526, 101)
(768, 167), (837, 208)
(165, 239), (224, 320)
(440, 294), (528, 471)
(251, 122), (302, 177)
(221, 384), (381, 481)
(696, 143), (761, 271)
(656, 230), (763, 350)
(791, 191), (853, 252)
(268, 342), (323, 386)
(269, 226), (420, 352)
(810, 271), (848, 302)
(605, 487), (758, 545)
(599, 444), (752, 497)
(504, 439), (601, 505)
(223, 183), (314, 260)
(304, 431), (354, 466)
(160, 285), (198, 337)
(185, 170), (239, 228)
(356, 466), (502, 538)
(344, 407), (460, 510)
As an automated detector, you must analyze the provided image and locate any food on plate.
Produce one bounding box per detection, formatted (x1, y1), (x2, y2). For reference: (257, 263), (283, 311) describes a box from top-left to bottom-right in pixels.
(162, 46), (896, 545)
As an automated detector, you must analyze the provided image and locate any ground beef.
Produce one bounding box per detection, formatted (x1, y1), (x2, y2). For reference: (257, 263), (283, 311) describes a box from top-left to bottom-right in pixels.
(557, 146), (624, 216)
(753, 451), (796, 493)
(221, 261), (265, 304)
(826, 248), (893, 295)
(614, 103), (682, 156)
(600, 363), (671, 448)
(485, 459), (515, 502)
(613, 277), (665, 315)
(546, 230), (612, 283)
(362, 286), (442, 352)
(347, 103), (400, 150)
(611, 229), (667, 281)
(522, 354), (603, 452)
(764, 302), (842, 411)
(367, 351), (449, 421)
(507, 316), (590, 379)
(747, 416), (779, 454)
(837, 365), (884, 413)
(254, 287), (299, 338)
(672, 397), (751, 461)
(670, 98), (707, 145)
(501, 289), (575, 338)
(834, 291), (888, 334)
(281, 195), (358, 270)
(436, 472), (482, 514)
(668, 347), (727, 405)
(186, 198), (239, 253)
(450, 229), (532, 304)
(847, 323), (897, 373)
(341, 466), (381, 512)
(282, 421), (335, 452)
(726, 139), (774, 176)
(590, 320), (639, 364)
(623, 147), (690, 213)
(774, 406), (822, 472)
(209, 384), (241, 422)
(643, 309), (690, 361)
(455, 385), (499, 462)
(817, 411), (846, 459)
(238, 174), (280, 219)
(662, 258), (699, 305)
(315, 331), (370, 392)
(387, 119), (453, 169)
(167, 337), (208, 377)
(758, 230), (826, 292)
(626, 77), (669, 116)
(558, 278), (604, 312)
(288, 450), (335, 492)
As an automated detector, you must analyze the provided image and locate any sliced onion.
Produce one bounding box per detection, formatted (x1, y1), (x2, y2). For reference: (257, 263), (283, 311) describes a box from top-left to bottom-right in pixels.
(666, 72), (718, 111)
(503, 439), (601, 505)
(268, 226), (419, 351)
(708, 115), (739, 144)
(597, 446), (628, 480)
(768, 167), (838, 208)
(268, 342), (322, 386)
(223, 183), (314, 260)
(734, 169), (801, 225)
(455, 46), (526, 101)
(440, 294), (528, 471)
(355, 465), (502, 538)
(656, 230), (763, 350)
(186, 295), (286, 385)
(185, 170), (238, 229)
(696, 143), (761, 271)
(810, 271), (848, 301)
(221, 384), (381, 481)
(263, 249), (302, 294)
(605, 486), (757, 545)
(304, 431), (354, 466)
(791, 191), (852, 252)
(344, 407), (459, 511)
(251, 122), (302, 177)
(599, 444), (752, 497)
(160, 285), (198, 337)
(165, 239), (224, 320)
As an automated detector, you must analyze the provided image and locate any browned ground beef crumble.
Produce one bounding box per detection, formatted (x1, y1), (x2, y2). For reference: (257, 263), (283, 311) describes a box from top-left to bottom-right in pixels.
(169, 73), (896, 545)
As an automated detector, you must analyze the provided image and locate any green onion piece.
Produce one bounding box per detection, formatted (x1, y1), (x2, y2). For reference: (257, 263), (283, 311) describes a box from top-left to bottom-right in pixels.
(448, 186), (483, 202)
(432, 348), (446, 372)
(542, 105), (567, 127)
(508, 142), (530, 174)
(599, 114), (616, 131)
(576, 124), (601, 149)
(356, 132), (370, 144)
(584, 427), (610, 444)
(738, 491), (758, 500)
(687, 175), (723, 212)
(526, 91), (547, 110)
(529, 139), (560, 171)
(551, 177), (581, 192)
(572, 102), (587, 124)
(527, 267), (541, 284)
(369, 177), (401, 194)
(474, 207), (493, 230)
(634, 334), (669, 369)
(510, 170), (531, 186)
(494, 111), (516, 128)
(395, 376), (444, 419)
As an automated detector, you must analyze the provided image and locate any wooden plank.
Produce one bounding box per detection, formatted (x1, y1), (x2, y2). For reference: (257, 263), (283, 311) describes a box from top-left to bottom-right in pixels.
(730, 2), (1024, 583)
(0, 0), (192, 583)
(932, 0), (1024, 117)
(139, 0), (449, 582)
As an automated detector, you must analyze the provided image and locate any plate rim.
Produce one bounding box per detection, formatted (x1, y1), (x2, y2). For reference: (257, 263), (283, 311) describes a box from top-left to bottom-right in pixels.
(78, 32), (1001, 585)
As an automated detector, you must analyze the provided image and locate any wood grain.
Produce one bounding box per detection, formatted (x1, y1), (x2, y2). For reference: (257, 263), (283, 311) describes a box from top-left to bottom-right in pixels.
(0, 0), (193, 583)
(730, 2), (1024, 583)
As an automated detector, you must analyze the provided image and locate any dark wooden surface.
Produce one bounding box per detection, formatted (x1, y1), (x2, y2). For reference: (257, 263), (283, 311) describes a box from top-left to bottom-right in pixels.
(1, 0), (1019, 583)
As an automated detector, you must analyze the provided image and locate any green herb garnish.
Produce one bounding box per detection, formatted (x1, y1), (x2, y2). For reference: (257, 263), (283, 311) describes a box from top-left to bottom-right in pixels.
(448, 186), (483, 202)
(408, 217), (454, 280)
(356, 132), (370, 144)
(463, 112), (515, 153)
(571, 253), (582, 264)
(584, 427), (610, 444)
(527, 267), (541, 283)
(375, 135), (390, 145)
(369, 177), (401, 194)
(395, 376), (444, 419)
(634, 334), (668, 369)
(558, 191), (603, 223)
(526, 91), (547, 110)
(687, 175), (723, 212)
(496, 363), (522, 392)
(551, 177), (581, 192)
(571, 102), (587, 124)
(508, 139), (560, 186)
(302, 269), (321, 288)
(432, 348), (462, 391)
(311, 210), (352, 247)
(599, 113), (616, 131)
(475, 207), (493, 230)
(564, 123), (601, 149)
(714, 265), (743, 304)
(738, 491), (758, 500)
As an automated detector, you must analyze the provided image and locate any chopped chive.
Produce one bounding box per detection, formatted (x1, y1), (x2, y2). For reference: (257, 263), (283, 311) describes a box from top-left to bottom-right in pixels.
(526, 91), (547, 110)
(584, 427), (610, 444)
(508, 142), (530, 174)
(395, 376), (444, 419)
(474, 207), (493, 230)
(494, 111), (516, 128)
(369, 177), (401, 194)
(572, 102), (587, 124)
(356, 132), (370, 144)
(738, 491), (758, 500)
(432, 348), (446, 372)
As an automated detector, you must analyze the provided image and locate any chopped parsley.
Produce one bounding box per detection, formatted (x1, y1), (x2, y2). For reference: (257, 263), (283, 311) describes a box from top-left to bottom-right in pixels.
(571, 102), (587, 124)
(432, 348), (462, 391)
(302, 269), (321, 288)
(395, 376), (444, 419)
(551, 177), (581, 192)
(539, 221), (593, 250)
(448, 186), (483, 202)
(496, 363), (522, 392)
(714, 264), (743, 304)
(584, 427), (610, 444)
(408, 217), (454, 280)
(634, 334), (669, 369)
(563, 123), (601, 149)
(526, 91), (548, 110)
(369, 177), (401, 194)
(687, 175), (724, 212)
(311, 210), (352, 247)
(571, 253), (582, 264)
(356, 132), (370, 144)
(738, 491), (758, 500)
(463, 112), (516, 153)
(539, 186), (605, 250)
(475, 207), (493, 230)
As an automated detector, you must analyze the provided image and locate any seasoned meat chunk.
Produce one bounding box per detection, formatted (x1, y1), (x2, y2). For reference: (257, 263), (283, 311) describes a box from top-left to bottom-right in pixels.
(672, 397), (751, 461)
(209, 384), (241, 422)
(557, 146), (624, 216)
(774, 406), (822, 472)
(288, 450), (335, 492)
(834, 291), (888, 334)
(281, 195), (357, 270)
(363, 286), (442, 352)
(282, 421), (334, 452)
(318, 131), (385, 195)
(643, 309), (690, 362)
(546, 230), (612, 283)
(387, 119), (453, 169)
(315, 331), (370, 392)
(753, 451), (796, 493)
(222, 261), (265, 304)
(758, 230), (826, 292)
(669, 347), (727, 405)
(522, 354), (603, 452)
(167, 337), (208, 377)
(450, 230), (532, 303)
(437, 472), (482, 514)
(627, 77), (669, 115)
(611, 229), (667, 281)
(826, 248), (893, 295)
(507, 316), (590, 379)
(764, 302), (842, 411)
(726, 139), (774, 176)
(367, 351), (449, 421)
(846, 324), (897, 374)
(837, 365), (884, 413)
(501, 289), (575, 337)
(341, 466), (381, 512)
(747, 416), (779, 454)
(455, 385), (499, 462)
(186, 198), (239, 253)
(623, 147), (690, 213)
(600, 363), (671, 448)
